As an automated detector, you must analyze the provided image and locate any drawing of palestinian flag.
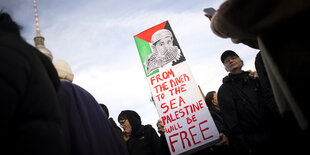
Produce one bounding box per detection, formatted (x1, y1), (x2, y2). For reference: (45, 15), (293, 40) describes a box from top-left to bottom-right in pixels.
(134, 21), (220, 155)
(134, 21), (185, 77)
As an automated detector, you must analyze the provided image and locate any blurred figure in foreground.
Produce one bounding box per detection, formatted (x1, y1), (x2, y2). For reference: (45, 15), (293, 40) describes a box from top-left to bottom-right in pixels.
(207, 0), (310, 153)
(209, 0), (310, 133)
(54, 60), (126, 155)
(0, 12), (66, 155)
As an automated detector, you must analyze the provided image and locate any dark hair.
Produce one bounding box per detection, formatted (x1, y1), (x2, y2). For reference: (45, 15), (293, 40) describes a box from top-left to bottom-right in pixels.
(118, 112), (127, 122)
(99, 103), (109, 117)
(0, 12), (21, 35)
(205, 91), (216, 107)
(118, 110), (142, 135)
(118, 110), (141, 123)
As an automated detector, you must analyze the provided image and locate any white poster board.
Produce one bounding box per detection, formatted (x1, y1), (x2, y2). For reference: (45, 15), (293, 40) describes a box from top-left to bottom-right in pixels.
(134, 21), (219, 154)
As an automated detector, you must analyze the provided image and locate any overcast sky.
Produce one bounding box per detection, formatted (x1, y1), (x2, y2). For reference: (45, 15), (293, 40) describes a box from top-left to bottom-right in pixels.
(1, 0), (259, 131)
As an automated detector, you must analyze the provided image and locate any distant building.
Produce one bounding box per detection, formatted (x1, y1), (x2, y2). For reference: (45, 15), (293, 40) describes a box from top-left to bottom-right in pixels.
(33, 0), (53, 60)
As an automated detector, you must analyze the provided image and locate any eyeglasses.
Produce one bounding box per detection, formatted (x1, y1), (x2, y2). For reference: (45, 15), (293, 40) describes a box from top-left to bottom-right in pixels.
(119, 119), (127, 125)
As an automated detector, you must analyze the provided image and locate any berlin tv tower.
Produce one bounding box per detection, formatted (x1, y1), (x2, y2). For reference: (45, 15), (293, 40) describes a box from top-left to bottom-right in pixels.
(33, 0), (53, 60)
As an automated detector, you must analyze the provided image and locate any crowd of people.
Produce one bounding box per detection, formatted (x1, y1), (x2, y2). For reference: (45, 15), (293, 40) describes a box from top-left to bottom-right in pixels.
(1, 0), (309, 154)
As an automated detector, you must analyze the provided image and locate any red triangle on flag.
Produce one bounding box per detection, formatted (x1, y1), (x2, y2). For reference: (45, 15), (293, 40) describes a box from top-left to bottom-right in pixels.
(134, 21), (167, 43)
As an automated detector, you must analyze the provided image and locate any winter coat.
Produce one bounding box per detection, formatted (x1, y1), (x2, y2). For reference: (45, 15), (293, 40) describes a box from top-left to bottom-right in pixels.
(119, 110), (160, 155)
(218, 71), (269, 131)
(57, 81), (127, 155)
(0, 24), (66, 154)
(218, 71), (279, 153)
(127, 125), (161, 155)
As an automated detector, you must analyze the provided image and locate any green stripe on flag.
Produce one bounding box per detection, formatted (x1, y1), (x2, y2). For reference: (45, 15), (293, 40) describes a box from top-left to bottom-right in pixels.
(134, 37), (158, 77)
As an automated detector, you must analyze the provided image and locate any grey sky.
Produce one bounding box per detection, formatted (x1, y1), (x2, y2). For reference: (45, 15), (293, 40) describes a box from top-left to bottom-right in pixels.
(1, 0), (259, 131)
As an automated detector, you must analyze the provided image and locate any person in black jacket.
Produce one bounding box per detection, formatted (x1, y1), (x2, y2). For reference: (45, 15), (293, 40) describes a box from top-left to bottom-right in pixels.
(0, 12), (66, 155)
(217, 50), (281, 155)
(100, 103), (129, 155)
(118, 110), (160, 155)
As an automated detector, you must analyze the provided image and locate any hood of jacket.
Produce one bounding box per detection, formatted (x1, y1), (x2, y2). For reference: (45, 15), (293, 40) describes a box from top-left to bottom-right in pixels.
(118, 110), (142, 136)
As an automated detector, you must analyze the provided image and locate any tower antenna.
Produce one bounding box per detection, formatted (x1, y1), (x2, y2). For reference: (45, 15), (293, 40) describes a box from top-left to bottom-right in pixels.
(33, 0), (41, 36)
(33, 0), (53, 60)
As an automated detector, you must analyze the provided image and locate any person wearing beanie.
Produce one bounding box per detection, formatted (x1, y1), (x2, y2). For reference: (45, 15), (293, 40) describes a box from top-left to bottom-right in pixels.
(54, 60), (127, 155)
(53, 60), (74, 82)
(118, 110), (160, 155)
(217, 50), (283, 154)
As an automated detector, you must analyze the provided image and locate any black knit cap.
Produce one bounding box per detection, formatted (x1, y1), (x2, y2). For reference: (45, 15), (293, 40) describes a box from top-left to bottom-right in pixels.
(221, 50), (239, 63)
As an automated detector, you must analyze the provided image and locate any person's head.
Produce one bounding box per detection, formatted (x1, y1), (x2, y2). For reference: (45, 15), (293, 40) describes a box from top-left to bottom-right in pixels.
(0, 12), (21, 36)
(99, 103), (109, 117)
(221, 50), (243, 74)
(53, 60), (74, 82)
(205, 91), (218, 108)
(151, 29), (174, 58)
(118, 110), (142, 136)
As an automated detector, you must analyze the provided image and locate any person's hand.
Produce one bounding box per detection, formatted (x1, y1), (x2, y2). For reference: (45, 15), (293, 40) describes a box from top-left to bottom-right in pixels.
(122, 131), (130, 142)
(248, 70), (258, 77)
(215, 133), (229, 146)
(157, 119), (165, 135)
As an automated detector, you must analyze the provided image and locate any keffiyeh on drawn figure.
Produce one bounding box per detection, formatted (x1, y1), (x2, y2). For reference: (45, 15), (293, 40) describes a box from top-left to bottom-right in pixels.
(144, 29), (181, 75)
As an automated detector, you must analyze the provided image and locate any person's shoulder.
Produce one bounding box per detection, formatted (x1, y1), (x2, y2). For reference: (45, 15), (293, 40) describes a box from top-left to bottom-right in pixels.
(218, 80), (234, 96)
(219, 77), (230, 89)
(59, 82), (90, 96)
(60, 81), (73, 87)
(144, 124), (153, 129)
(0, 31), (39, 79)
(142, 124), (154, 132)
(222, 74), (232, 83)
(143, 125), (159, 139)
(67, 82), (89, 92)
(1, 29), (37, 58)
(145, 53), (157, 63)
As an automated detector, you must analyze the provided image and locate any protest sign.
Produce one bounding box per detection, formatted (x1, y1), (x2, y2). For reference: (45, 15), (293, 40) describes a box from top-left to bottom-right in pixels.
(134, 21), (219, 154)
